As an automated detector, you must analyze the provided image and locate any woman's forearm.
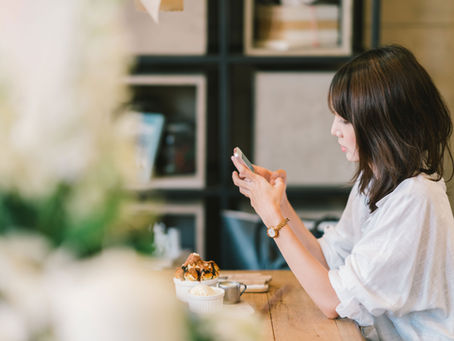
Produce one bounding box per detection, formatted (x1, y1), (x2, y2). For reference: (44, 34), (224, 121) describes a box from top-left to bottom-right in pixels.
(274, 223), (340, 318)
(280, 196), (329, 269)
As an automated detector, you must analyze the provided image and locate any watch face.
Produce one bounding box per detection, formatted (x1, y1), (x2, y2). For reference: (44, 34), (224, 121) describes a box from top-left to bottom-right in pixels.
(267, 228), (276, 238)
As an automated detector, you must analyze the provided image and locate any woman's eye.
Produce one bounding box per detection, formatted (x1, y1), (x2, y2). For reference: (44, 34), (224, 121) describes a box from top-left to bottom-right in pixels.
(336, 116), (348, 124)
(333, 113), (349, 125)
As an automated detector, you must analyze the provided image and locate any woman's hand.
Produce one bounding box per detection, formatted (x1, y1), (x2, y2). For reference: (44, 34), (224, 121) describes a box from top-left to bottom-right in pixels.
(253, 165), (287, 186)
(231, 156), (286, 227)
(247, 164), (289, 210)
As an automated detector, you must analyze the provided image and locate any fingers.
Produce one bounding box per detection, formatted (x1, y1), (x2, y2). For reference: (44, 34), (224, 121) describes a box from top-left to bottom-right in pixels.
(239, 187), (251, 197)
(232, 171), (251, 197)
(270, 169), (287, 184)
(276, 169), (287, 179)
(252, 164), (287, 185)
(231, 156), (254, 180)
(252, 164), (267, 176)
(232, 171), (251, 189)
(252, 165), (274, 182)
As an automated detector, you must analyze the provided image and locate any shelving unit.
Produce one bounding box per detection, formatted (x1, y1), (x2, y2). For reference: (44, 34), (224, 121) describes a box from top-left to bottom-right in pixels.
(127, 0), (381, 268)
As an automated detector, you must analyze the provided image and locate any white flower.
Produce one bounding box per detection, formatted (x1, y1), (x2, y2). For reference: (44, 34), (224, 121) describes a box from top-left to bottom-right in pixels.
(0, 233), (53, 339)
(197, 311), (265, 341)
(0, 0), (132, 203)
(0, 305), (28, 341)
(45, 248), (188, 341)
(0, 238), (190, 341)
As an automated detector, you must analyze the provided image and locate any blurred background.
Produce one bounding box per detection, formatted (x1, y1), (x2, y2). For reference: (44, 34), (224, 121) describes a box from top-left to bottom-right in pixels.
(120, 0), (454, 269)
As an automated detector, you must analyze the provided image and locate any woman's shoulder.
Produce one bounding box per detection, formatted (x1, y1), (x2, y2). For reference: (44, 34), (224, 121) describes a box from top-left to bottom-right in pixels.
(377, 173), (447, 208)
(399, 173), (446, 196)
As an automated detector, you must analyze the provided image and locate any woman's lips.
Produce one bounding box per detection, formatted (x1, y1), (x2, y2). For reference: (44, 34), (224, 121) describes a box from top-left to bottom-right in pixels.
(340, 145), (346, 152)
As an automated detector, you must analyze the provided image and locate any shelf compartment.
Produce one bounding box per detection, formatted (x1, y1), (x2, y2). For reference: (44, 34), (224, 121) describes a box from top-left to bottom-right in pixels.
(126, 74), (206, 189)
(130, 201), (206, 258)
(244, 0), (353, 56)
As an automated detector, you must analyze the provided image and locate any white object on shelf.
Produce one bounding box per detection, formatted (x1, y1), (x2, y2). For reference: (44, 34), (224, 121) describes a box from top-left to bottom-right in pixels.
(151, 223), (182, 260)
(166, 227), (182, 260)
(253, 71), (355, 185)
(125, 75), (206, 189)
(153, 221), (167, 256)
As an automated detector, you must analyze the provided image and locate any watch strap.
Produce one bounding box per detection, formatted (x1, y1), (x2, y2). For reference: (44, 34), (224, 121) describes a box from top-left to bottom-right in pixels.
(267, 217), (289, 238)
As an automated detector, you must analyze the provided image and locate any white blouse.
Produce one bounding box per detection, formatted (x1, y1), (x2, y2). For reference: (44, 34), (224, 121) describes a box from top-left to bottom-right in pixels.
(319, 174), (454, 340)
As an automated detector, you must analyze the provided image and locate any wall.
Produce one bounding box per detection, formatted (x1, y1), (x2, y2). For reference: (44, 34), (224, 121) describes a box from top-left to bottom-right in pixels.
(364, 0), (454, 209)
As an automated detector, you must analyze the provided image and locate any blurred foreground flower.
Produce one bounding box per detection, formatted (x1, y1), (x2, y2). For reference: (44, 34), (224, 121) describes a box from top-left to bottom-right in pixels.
(0, 0), (137, 255)
(0, 0), (264, 340)
(0, 234), (188, 341)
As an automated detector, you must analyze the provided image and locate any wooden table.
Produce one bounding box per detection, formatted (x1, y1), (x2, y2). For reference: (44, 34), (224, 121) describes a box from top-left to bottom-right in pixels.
(224, 270), (364, 341)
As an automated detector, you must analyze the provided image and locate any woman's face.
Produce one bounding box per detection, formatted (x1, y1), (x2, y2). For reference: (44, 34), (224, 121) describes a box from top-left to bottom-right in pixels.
(330, 113), (359, 162)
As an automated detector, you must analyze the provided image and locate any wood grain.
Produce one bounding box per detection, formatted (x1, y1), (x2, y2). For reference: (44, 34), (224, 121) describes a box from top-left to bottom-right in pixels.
(223, 270), (364, 340)
(243, 289), (275, 341)
(267, 270), (347, 341)
(168, 269), (364, 340)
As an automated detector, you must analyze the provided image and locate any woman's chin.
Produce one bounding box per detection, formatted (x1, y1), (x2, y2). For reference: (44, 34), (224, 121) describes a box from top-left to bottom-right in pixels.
(345, 154), (359, 162)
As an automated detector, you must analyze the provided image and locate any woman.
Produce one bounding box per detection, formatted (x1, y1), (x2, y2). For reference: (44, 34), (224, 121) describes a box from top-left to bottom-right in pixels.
(231, 45), (454, 340)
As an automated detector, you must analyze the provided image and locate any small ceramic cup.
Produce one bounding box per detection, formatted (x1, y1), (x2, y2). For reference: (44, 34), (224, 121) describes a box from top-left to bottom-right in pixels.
(217, 280), (247, 304)
(186, 287), (225, 314)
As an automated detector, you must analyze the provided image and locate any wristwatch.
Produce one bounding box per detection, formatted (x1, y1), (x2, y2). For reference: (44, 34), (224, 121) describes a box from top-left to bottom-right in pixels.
(266, 218), (290, 238)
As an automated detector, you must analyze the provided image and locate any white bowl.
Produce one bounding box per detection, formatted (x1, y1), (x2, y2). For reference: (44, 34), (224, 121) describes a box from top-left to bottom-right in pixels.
(186, 287), (225, 314)
(173, 277), (218, 302)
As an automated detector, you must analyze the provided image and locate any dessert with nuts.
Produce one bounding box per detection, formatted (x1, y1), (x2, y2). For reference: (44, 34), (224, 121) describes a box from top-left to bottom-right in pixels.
(174, 252), (220, 281)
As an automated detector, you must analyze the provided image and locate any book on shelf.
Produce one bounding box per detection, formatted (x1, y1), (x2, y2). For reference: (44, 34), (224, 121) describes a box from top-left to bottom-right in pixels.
(254, 3), (339, 51)
(131, 112), (165, 183)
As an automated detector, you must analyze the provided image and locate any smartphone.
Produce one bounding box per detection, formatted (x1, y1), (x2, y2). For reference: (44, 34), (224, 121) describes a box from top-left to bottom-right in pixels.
(233, 147), (254, 172)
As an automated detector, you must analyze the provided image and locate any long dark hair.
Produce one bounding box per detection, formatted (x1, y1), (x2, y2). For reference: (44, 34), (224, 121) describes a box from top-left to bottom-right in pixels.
(328, 44), (453, 212)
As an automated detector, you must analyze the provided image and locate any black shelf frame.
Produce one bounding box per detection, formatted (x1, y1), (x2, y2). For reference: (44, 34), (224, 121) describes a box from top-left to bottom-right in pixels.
(132, 0), (381, 264)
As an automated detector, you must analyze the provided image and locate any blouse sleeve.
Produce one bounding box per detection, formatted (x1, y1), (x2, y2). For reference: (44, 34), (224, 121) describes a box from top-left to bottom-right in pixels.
(318, 181), (360, 269)
(328, 184), (440, 326)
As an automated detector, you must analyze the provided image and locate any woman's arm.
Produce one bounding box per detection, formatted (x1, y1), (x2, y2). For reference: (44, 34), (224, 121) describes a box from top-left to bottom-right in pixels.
(279, 197), (330, 269)
(232, 157), (340, 318)
(274, 219), (340, 318)
(252, 165), (329, 268)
